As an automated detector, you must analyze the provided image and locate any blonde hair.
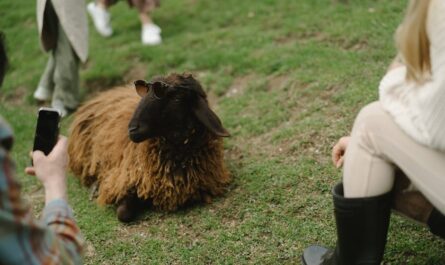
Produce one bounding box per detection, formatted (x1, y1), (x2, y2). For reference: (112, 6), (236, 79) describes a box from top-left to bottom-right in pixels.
(396, 0), (431, 83)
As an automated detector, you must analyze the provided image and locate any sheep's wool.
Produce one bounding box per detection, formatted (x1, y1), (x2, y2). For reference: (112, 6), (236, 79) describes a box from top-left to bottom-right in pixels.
(68, 86), (231, 211)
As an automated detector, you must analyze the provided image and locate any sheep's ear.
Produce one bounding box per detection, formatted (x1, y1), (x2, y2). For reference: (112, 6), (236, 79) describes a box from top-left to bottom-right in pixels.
(134, 80), (149, 97)
(193, 97), (230, 137)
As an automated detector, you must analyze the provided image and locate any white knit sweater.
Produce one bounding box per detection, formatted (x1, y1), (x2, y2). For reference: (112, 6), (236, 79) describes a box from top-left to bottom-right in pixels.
(379, 0), (445, 151)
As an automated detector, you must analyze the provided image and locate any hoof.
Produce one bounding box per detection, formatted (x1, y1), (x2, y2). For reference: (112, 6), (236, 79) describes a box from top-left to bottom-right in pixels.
(116, 195), (147, 223)
(203, 194), (212, 204)
(117, 203), (137, 223)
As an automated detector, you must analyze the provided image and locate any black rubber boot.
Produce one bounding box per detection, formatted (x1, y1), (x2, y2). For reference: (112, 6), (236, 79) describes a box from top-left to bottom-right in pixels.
(302, 183), (392, 265)
(427, 208), (445, 240)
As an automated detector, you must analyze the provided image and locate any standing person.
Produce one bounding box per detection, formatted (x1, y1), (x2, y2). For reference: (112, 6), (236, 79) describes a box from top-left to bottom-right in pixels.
(34, 0), (89, 117)
(302, 0), (445, 264)
(0, 33), (84, 265)
(87, 0), (162, 45)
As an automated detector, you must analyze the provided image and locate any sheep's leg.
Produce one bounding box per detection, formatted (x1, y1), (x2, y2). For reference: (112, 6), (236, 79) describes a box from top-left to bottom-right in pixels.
(88, 180), (99, 201)
(201, 192), (212, 204)
(116, 193), (146, 223)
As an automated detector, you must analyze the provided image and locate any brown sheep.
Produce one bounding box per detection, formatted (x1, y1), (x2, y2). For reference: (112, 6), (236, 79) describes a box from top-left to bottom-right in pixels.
(68, 73), (231, 222)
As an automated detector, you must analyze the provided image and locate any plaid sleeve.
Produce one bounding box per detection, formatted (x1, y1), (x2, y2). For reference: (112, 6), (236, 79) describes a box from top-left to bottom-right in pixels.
(0, 144), (84, 264)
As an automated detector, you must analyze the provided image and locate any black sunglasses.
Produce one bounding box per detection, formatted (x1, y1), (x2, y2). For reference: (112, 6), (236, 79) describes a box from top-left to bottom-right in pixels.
(134, 80), (171, 99)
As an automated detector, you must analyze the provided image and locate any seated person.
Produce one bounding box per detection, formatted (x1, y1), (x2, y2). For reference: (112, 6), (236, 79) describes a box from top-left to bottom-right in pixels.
(302, 0), (445, 264)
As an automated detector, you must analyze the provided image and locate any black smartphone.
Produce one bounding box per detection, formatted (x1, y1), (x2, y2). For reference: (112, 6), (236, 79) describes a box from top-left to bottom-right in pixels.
(32, 107), (61, 156)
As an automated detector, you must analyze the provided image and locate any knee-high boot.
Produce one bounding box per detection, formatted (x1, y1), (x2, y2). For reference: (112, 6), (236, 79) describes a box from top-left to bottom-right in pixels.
(302, 183), (392, 265)
(428, 208), (445, 240)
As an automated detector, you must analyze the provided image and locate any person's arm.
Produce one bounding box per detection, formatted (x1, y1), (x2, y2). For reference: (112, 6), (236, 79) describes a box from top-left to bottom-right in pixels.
(0, 136), (83, 264)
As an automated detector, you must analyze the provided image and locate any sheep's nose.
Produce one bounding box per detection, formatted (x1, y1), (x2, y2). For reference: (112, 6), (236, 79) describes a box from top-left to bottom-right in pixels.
(128, 125), (139, 133)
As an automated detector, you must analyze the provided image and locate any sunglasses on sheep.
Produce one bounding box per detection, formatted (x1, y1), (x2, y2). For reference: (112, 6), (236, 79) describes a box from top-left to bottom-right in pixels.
(134, 80), (170, 99)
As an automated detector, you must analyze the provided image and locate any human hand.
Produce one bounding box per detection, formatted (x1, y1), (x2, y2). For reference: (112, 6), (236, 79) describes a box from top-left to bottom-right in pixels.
(332, 136), (350, 168)
(25, 136), (69, 204)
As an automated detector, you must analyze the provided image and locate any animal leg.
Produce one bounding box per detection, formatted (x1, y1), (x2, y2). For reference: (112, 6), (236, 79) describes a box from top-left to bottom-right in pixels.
(201, 192), (212, 204)
(116, 193), (146, 223)
(88, 180), (99, 201)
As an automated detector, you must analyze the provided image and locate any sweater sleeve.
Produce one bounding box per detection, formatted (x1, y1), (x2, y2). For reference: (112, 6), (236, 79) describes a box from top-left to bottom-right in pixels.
(379, 0), (445, 150)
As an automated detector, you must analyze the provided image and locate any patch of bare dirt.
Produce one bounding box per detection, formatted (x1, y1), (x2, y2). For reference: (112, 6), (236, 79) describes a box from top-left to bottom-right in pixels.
(3, 86), (27, 105)
(123, 63), (147, 83)
(84, 241), (96, 258)
(319, 84), (342, 100)
(83, 76), (123, 96)
(274, 34), (298, 45)
(275, 31), (327, 45)
(117, 222), (153, 240)
(267, 75), (290, 91)
(115, 212), (212, 246)
(232, 80), (345, 164)
(237, 124), (296, 161)
(224, 145), (244, 165)
(22, 186), (45, 217)
(225, 74), (257, 98)
(280, 30), (368, 51)
(316, 34), (369, 51)
(337, 39), (368, 51)
(206, 89), (219, 109)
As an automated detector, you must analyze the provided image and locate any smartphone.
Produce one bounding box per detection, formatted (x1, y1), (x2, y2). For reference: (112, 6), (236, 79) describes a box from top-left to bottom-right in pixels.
(32, 107), (61, 156)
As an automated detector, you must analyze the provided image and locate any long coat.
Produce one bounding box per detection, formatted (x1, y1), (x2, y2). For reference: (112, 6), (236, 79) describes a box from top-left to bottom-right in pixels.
(37, 0), (88, 63)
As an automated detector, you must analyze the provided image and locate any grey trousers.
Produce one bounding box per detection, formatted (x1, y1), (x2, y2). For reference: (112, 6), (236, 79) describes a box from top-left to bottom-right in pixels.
(38, 1), (80, 109)
(343, 101), (445, 214)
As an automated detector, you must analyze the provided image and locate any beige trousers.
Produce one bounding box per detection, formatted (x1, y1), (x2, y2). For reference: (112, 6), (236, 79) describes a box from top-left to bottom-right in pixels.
(343, 101), (445, 214)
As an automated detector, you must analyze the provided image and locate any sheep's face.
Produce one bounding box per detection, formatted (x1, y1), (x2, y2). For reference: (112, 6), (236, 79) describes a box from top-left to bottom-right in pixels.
(128, 74), (229, 143)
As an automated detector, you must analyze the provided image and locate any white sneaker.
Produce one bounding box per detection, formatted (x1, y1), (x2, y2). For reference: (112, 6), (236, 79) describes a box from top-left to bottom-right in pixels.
(51, 99), (68, 118)
(150, 23), (161, 34)
(87, 2), (113, 37)
(142, 24), (162, 45)
(33, 86), (51, 101)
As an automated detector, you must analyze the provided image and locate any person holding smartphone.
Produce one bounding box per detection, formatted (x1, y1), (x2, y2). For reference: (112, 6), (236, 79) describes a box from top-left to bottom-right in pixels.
(0, 34), (84, 264)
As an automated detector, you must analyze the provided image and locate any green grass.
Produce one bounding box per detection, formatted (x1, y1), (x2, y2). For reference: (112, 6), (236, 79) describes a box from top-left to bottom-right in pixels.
(1, 0), (444, 264)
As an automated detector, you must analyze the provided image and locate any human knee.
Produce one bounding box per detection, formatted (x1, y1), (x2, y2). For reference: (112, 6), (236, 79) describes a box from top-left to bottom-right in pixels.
(350, 101), (390, 153)
(353, 102), (389, 134)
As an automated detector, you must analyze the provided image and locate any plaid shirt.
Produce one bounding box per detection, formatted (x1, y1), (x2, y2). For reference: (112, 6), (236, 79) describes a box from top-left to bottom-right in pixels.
(0, 116), (84, 264)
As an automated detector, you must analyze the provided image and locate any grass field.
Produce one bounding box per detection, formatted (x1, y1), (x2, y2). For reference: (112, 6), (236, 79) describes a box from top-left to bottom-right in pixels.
(1, 0), (445, 264)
